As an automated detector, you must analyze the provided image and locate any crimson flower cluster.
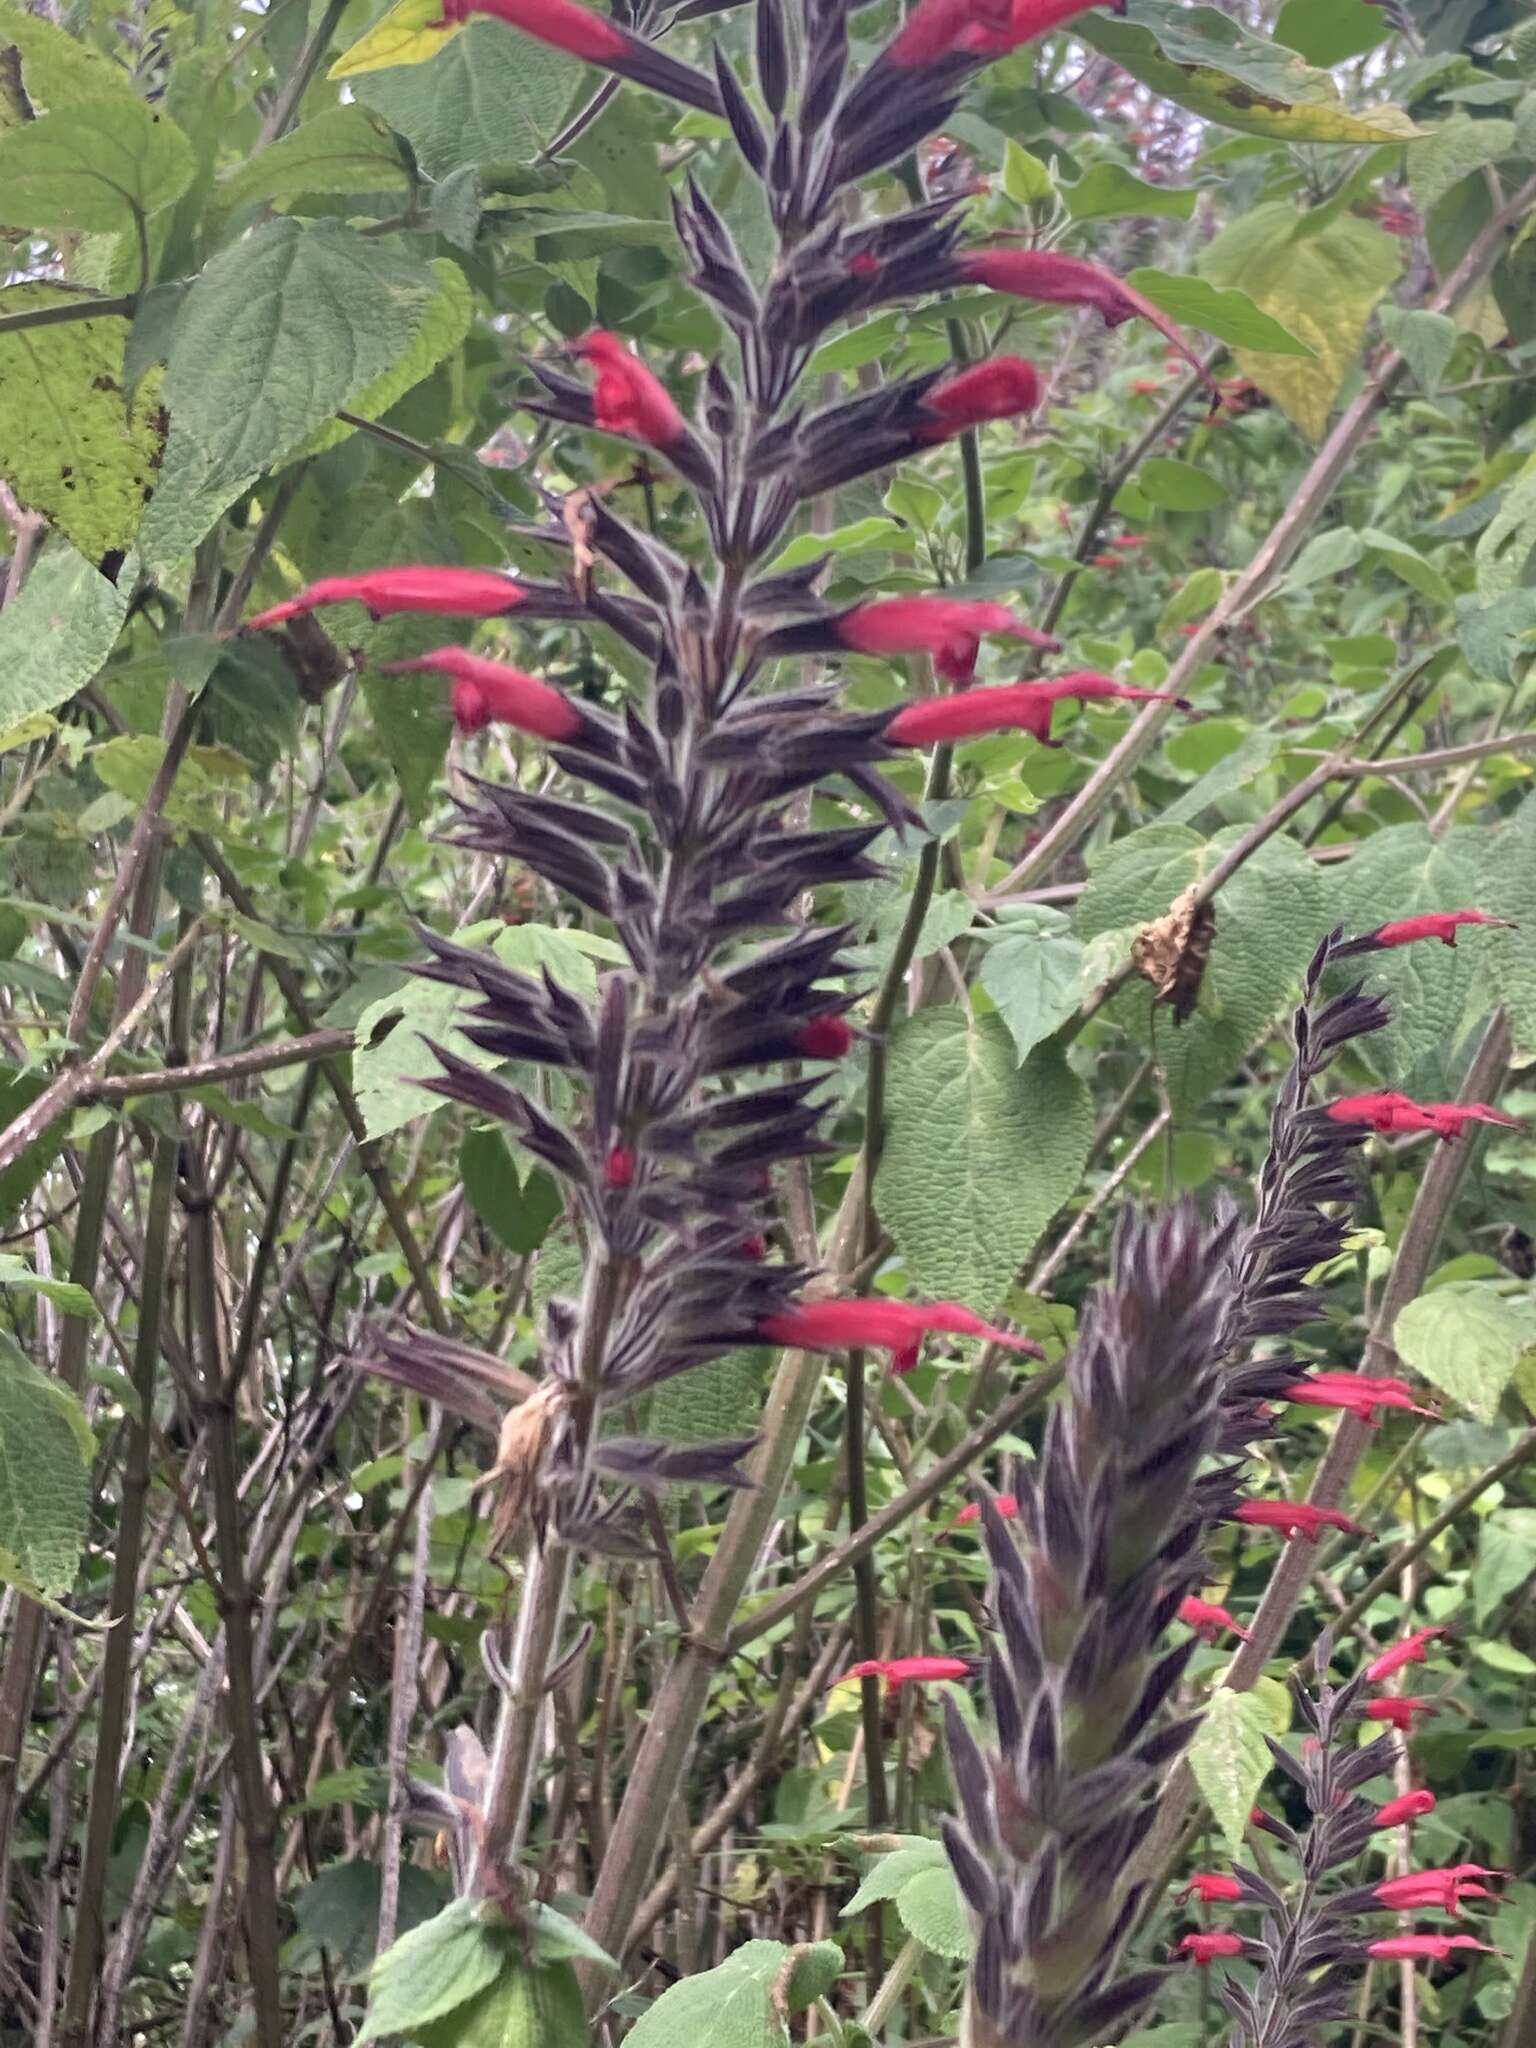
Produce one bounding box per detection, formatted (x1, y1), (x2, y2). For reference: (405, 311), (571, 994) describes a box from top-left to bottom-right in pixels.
(1176, 1635), (1501, 2048)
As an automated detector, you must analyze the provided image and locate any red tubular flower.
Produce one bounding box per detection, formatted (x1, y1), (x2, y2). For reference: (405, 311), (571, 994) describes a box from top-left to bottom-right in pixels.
(836, 596), (1058, 681)
(1180, 1874), (1244, 1905)
(837, 1655), (974, 1689)
(916, 357), (1040, 440)
(576, 330), (685, 448)
(1325, 1091), (1524, 1143)
(886, 0), (1102, 64)
(1367, 1935), (1498, 1962)
(1374, 1868), (1500, 1913)
(1369, 909), (1515, 950)
(429, 0), (629, 60)
(1363, 1696), (1442, 1732)
(1232, 1499), (1364, 1542)
(886, 673), (1191, 747)
(793, 1015), (857, 1059)
(951, 1493), (1021, 1528)
(1367, 1626), (1448, 1685)
(1178, 1596), (1250, 1643)
(959, 249), (1209, 383)
(759, 1297), (1044, 1375)
(1177, 1932), (1245, 1965)
(1110, 534), (1151, 550)
(378, 648), (585, 741)
(245, 567), (526, 632)
(1090, 552), (1123, 568)
(603, 1145), (636, 1188)
(1283, 1372), (1437, 1426)
(1374, 1789), (1436, 1828)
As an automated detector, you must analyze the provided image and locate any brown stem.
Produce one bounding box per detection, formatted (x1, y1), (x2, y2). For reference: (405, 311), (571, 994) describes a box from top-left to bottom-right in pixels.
(57, 1117), (181, 2048)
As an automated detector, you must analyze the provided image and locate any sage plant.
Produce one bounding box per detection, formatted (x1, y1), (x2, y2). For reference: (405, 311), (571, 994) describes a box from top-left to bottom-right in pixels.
(939, 924), (1510, 2046)
(244, 0), (1185, 1931)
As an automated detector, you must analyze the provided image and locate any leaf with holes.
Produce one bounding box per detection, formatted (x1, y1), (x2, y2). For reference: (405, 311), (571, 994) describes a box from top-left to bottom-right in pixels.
(0, 284), (166, 560)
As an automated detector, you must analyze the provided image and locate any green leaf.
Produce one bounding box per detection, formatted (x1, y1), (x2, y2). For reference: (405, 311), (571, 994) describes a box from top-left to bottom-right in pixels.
(0, 1067), (71, 1226)
(1137, 456), (1227, 510)
(211, 105), (410, 223)
(494, 922), (624, 995)
(1189, 1688), (1272, 1856)
(880, 1010), (1093, 1313)
(1326, 824), (1481, 1079)
(766, 517), (907, 574)
(1357, 527), (1453, 607)
(896, 1864), (974, 1959)
(1474, 1509), (1536, 1628)
(1161, 728), (1282, 828)
(163, 218), (440, 489)
(291, 1860), (445, 1977)
(1393, 1284), (1534, 1425)
(354, 20), (582, 179)
(0, 1253), (94, 1318)
(524, 1903), (617, 1974)
(1478, 790), (1536, 1052)
(625, 1941), (800, 2048)
(299, 258), (473, 459)
(1377, 304), (1458, 394)
(1273, 0), (1388, 66)
(1076, 0), (1419, 144)
(1065, 162), (1195, 222)
(1286, 526), (1364, 589)
(650, 1350), (762, 1448)
(353, 958), (504, 1141)
(784, 1942), (843, 2010)
(0, 0), (143, 116)
(844, 1842), (949, 1915)
(461, 1132), (562, 1256)
(1198, 203), (1401, 439)
(0, 543), (129, 727)
(1074, 827), (1325, 1113)
(1003, 139), (1054, 205)
(357, 1898), (511, 2044)
(0, 285), (166, 560)
(977, 918), (1086, 1064)
(0, 1330), (93, 1599)
(1126, 269), (1314, 356)
(1457, 588), (1536, 684)
(414, 1956), (587, 2047)
(0, 95), (192, 234)
(1476, 451), (1536, 604)
(1157, 565), (1226, 638)
(1408, 115), (1516, 217)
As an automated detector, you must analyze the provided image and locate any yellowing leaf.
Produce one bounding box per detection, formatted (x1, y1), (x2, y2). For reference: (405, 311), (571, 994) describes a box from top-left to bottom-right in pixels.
(0, 285), (166, 561)
(1078, 0), (1420, 146)
(330, 0), (465, 80)
(1199, 203), (1401, 439)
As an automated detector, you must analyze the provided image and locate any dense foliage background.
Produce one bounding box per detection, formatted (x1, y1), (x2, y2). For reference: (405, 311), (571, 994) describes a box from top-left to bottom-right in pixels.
(4, 0), (1536, 2040)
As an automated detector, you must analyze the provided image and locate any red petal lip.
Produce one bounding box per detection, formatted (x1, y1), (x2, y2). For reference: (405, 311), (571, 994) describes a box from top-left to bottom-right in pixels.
(1325, 1091), (1524, 1141)
(835, 1655), (974, 1688)
(759, 1297), (1043, 1374)
(378, 647), (585, 742)
(958, 247), (1213, 385)
(886, 675), (1189, 746)
(917, 356), (1040, 438)
(430, 0), (629, 61)
(1373, 1790), (1436, 1827)
(244, 568), (526, 631)
(577, 329), (687, 449)
(1366, 1625), (1447, 1684)
(886, 0), (1103, 67)
(1369, 908), (1516, 949)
